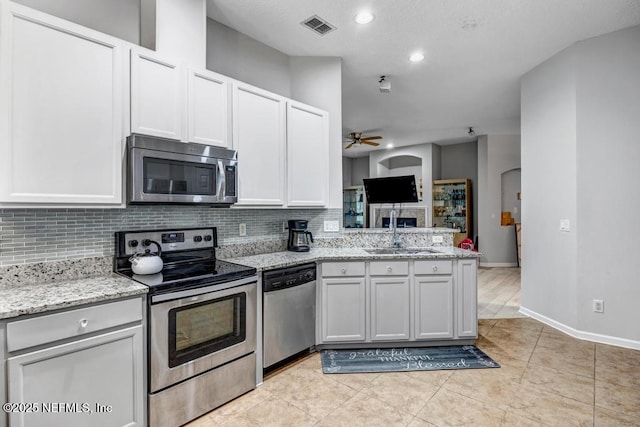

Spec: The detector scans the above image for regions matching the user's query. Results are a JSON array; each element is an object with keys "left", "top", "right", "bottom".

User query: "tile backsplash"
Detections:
[{"left": 0, "top": 207, "right": 341, "bottom": 266}]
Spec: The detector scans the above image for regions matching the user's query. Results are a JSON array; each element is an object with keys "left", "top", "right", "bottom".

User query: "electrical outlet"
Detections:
[
  {"left": 432, "top": 235, "right": 444, "bottom": 243},
  {"left": 239, "top": 223, "right": 246, "bottom": 236},
  {"left": 324, "top": 220, "right": 339, "bottom": 232},
  {"left": 559, "top": 219, "right": 570, "bottom": 232},
  {"left": 593, "top": 299, "right": 604, "bottom": 313}
]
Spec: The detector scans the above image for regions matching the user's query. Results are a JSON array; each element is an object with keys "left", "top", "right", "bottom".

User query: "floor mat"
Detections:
[{"left": 321, "top": 345, "right": 500, "bottom": 373}]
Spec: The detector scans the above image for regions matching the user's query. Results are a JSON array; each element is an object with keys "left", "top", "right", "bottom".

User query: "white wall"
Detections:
[
  {"left": 342, "top": 158, "right": 352, "bottom": 188},
  {"left": 206, "top": 18, "right": 291, "bottom": 97},
  {"left": 440, "top": 141, "right": 478, "bottom": 237},
  {"left": 477, "top": 135, "right": 521, "bottom": 266},
  {"left": 152, "top": 0, "right": 206, "bottom": 68},
  {"left": 575, "top": 26, "right": 640, "bottom": 341},
  {"left": 14, "top": 0, "right": 140, "bottom": 43},
  {"left": 289, "top": 57, "right": 343, "bottom": 209},
  {"left": 521, "top": 25, "right": 640, "bottom": 345},
  {"left": 501, "top": 169, "right": 521, "bottom": 223},
  {"left": 350, "top": 157, "right": 369, "bottom": 187},
  {"left": 368, "top": 144, "right": 435, "bottom": 224}
]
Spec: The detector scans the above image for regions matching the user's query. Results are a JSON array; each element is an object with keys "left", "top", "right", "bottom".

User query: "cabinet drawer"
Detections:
[
  {"left": 370, "top": 261, "right": 409, "bottom": 276},
  {"left": 415, "top": 260, "right": 453, "bottom": 275},
  {"left": 321, "top": 262, "right": 365, "bottom": 277},
  {"left": 7, "top": 298, "right": 143, "bottom": 352}
]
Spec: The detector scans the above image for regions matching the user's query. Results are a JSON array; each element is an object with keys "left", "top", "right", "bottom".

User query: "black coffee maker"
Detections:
[{"left": 287, "top": 219, "right": 314, "bottom": 252}]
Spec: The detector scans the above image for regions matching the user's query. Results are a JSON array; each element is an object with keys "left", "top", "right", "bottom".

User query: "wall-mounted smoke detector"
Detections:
[
  {"left": 379, "top": 75, "right": 391, "bottom": 93},
  {"left": 301, "top": 15, "right": 336, "bottom": 36}
]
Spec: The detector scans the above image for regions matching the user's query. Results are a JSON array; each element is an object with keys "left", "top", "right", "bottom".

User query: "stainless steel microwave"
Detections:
[{"left": 127, "top": 134, "right": 237, "bottom": 205}]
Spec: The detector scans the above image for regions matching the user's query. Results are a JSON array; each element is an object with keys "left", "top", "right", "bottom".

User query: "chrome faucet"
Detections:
[{"left": 390, "top": 208, "right": 403, "bottom": 248}]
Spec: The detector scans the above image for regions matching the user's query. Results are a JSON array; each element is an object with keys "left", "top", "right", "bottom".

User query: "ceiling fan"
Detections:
[{"left": 344, "top": 131, "right": 382, "bottom": 149}]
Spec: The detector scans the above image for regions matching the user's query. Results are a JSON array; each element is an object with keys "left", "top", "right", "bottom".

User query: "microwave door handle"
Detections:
[{"left": 217, "top": 159, "right": 224, "bottom": 199}]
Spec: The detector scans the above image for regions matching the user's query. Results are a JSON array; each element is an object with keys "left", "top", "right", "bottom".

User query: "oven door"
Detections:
[{"left": 149, "top": 276, "right": 257, "bottom": 393}]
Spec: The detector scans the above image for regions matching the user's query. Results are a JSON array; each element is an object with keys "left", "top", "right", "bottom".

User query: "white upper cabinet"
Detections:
[
  {"left": 131, "top": 54, "right": 231, "bottom": 148},
  {"left": 130, "top": 49, "right": 185, "bottom": 141},
  {"left": 187, "top": 68, "right": 231, "bottom": 148},
  {"left": 286, "top": 101, "right": 329, "bottom": 207},
  {"left": 0, "top": 2, "right": 125, "bottom": 205},
  {"left": 232, "top": 82, "right": 286, "bottom": 206}
]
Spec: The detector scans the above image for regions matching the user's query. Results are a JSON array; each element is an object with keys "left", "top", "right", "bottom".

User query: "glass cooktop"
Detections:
[{"left": 118, "top": 259, "right": 257, "bottom": 295}]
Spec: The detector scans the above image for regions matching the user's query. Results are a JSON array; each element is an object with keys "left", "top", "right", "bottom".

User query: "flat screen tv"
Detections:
[{"left": 363, "top": 175, "right": 419, "bottom": 204}]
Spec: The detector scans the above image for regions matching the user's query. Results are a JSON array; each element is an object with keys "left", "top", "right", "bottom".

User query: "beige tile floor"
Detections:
[
  {"left": 186, "top": 268, "right": 640, "bottom": 426},
  {"left": 477, "top": 267, "right": 524, "bottom": 319}
]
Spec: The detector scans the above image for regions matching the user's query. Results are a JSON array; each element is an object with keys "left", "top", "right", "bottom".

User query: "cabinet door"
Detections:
[
  {"left": 131, "top": 49, "right": 184, "bottom": 140},
  {"left": 321, "top": 277, "right": 366, "bottom": 342},
  {"left": 7, "top": 325, "right": 144, "bottom": 427},
  {"left": 456, "top": 259, "right": 478, "bottom": 338},
  {"left": 414, "top": 276, "right": 454, "bottom": 339},
  {"left": 286, "top": 101, "right": 328, "bottom": 207},
  {"left": 232, "top": 82, "right": 286, "bottom": 206},
  {"left": 187, "top": 68, "right": 230, "bottom": 148},
  {"left": 370, "top": 277, "right": 410, "bottom": 341},
  {"left": 0, "top": 3, "right": 124, "bottom": 205}
]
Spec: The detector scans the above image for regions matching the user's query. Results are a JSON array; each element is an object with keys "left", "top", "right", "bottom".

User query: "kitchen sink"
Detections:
[{"left": 364, "top": 248, "right": 442, "bottom": 255}]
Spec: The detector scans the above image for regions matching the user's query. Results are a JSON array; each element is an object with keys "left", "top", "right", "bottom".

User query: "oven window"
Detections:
[
  {"left": 168, "top": 293, "right": 246, "bottom": 368},
  {"left": 143, "top": 157, "right": 217, "bottom": 195}
]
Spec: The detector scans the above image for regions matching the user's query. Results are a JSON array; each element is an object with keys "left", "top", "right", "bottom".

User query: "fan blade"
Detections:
[
  {"left": 362, "top": 141, "right": 380, "bottom": 146},
  {"left": 344, "top": 142, "right": 355, "bottom": 149},
  {"left": 362, "top": 136, "right": 382, "bottom": 140}
]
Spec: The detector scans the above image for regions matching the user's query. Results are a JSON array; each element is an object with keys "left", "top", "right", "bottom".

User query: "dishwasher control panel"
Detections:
[{"left": 263, "top": 263, "right": 316, "bottom": 292}]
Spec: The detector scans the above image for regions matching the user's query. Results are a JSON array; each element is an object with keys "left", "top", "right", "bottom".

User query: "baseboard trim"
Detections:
[
  {"left": 519, "top": 306, "right": 640, "bottom": 350},
  {"left": 479, "top": 262, "right": 518, "bottom": 268}
]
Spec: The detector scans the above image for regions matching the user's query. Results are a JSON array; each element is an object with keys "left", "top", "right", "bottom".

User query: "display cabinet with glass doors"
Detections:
[
  {"left": 432, "top": 179, "right": 472, "bottom": 247},
  {"left": 343, "top": 186, "right": 367, "bottom": 228}
]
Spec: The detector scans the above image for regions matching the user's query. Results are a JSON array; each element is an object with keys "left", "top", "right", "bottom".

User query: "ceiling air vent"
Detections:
[{"left": 301, "top": 15, "right": 336, "bottom": 36}]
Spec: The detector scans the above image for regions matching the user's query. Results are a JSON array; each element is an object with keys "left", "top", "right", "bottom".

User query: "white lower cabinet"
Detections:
[
  {"left": 321, "top": 277, "right": 366, "bottom": 342},
  {"left": 456, "top": 258, "right": 478, "bottom": 338},
  {"left": 319, "top": 258, "right": 477, "bottom": 345},
  {"left": 370, "top": 277, "right": 410, "bottom": 341},
  {"left": 414, "top": 276, "right": 454, "bottom": 339},
  {"left": 4, "top": 298, "right": 145, "bottom": 427}
]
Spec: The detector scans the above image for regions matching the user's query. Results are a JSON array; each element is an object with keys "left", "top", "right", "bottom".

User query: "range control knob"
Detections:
[
  {"left": 204, "top": 235, "right": 212, "bottom": 242},
  {"left": 129, "top": 240, "right": 139, "bottom": 248},
  {"left": 193, "top": 235, "right": 203, "bottom": 243}
]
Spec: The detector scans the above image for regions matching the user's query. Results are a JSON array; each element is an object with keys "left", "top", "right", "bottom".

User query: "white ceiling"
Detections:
[{"left": 207, "top": 0, "right": 640, "bottom": 157}]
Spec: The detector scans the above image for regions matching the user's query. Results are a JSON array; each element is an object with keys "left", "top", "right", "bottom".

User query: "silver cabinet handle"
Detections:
[
  {"left": 433, "top": 265, "right": 438, "bottom": 272},
  {"left": 387, "top": 266, "right": 392, "bottom": 272},
  {"left": 79, "top": 319, "right": 89, "bottom": 328},
  {"left": 341, "top": 268, "right": 347, "bottom": 274}
]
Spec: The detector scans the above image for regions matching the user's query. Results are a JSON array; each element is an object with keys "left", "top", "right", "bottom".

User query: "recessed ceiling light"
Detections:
[
  {"left": 354, "top": 12, "right": 375, "bottom": 25},
  {"left": 409, "top": 52, "right": 425, "bottom": 63},
  {"left": 386, "top": 143, "right": 394, "bottom": 149}
]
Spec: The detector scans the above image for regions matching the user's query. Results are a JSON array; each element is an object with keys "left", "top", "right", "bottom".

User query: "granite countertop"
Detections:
[
  {"left": 0, "top": 241, "right": 477, "bottom": 320},
  {"left": 0, "top": 274, "right": 148, "bottom": 320},
  {"left": 341, "top": 227, "right": 458, "bottom": 234},
  {"left": 225, "top": 247, "right": 481, "bottom": 271}
]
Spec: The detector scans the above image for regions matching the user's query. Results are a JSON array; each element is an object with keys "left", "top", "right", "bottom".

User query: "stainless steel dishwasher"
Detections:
[{"left": 263, "top": 263, "right": 316, "bottom": 370}]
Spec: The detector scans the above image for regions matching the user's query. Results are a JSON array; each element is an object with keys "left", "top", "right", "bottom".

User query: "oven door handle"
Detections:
[{"left": 151, "top": 275, "right": 258, "bottom": 304}]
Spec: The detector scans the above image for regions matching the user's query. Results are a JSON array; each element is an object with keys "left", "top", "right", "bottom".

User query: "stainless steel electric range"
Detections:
[{"left": 114, "top": 227, "right": 257, "bottom": 427}]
